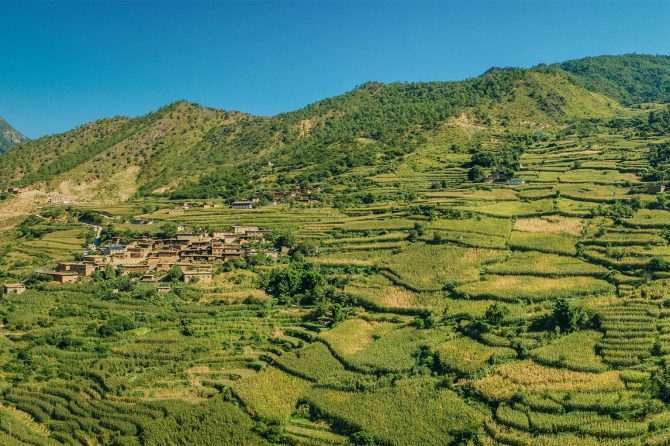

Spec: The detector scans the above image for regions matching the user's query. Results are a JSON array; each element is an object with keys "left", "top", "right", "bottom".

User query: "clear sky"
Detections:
[{"left": 2, "top": 0, "right": 670, "bottom": 138}]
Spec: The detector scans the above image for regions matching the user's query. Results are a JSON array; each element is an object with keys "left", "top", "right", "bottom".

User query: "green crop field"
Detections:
[{"left": 3, "top": 54, "right": 670, "bottom": 445}]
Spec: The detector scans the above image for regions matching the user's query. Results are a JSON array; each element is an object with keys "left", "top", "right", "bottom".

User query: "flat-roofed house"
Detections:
[
  {"left": 118, "top": 264, "right": 151, "bottom": 275},
  {"left": 3, "top": 283, "right": 26, "bottom": 294},
  {"left": 37, "top": 270, "right": 79, "bottom": 283},
  {"left": 648, "top": 184, "right": 666, "bottom": 194},
  {"left": 82, "top": 255, "right": 107, "bottom": 265},
  {"left": 233, "top": 225, "right": 260, "bottom": 235},
  {"left": 231, "top": 201, "right": 254, "bottom": 209},
  {"left": 103, "top": 244, "right": 127, "bottom": 256},
  {"left": 141, "top": 274, "right": 159, "bottom": 283},
  {"left": 183, "top": 270, "right": 212, "bottom": 283},
  {"left": 57, "top": 262, "right": 96, "bottom": 277}
]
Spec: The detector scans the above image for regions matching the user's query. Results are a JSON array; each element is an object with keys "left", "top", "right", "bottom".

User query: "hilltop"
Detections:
[
  {"left": 2, "top": 54, "right": 668, "bottom": 204},
  {"left": 0, "top": 51, "right": 670, "bottom": 207},
  {"left": 0, "top": 116, "right": 28, "bottom": 152}
]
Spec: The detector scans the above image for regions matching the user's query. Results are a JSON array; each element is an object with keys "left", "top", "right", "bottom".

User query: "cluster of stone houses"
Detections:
[
  {"left": 33, "top": 226, "right": 274, "bottom": 285},
  {"left": 231, "top": 186, "right": 323, "bottom": 209}
]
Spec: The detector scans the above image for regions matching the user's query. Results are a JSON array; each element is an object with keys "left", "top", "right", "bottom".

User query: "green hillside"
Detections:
[
  {"left": 1, "top": 56, "right": 654, "bottom": 202},
  {"left": 3, "top": 54, "right": 670, "bottom": 446},
  {"left": 559, "top": 54, "right": 670, "bottom": 105}
]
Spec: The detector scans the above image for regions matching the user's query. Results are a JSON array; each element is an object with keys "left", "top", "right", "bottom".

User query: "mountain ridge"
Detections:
[
  {"left": 0, "top": 54, "right": 668, "bottom": 204},
  {"left": 0, "top": 116, "right": 28, "bottom": 152}
]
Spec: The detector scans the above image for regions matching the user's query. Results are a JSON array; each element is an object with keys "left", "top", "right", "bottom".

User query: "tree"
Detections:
[
  {"left": 551, "top": 298, "right": 599, "bottom": 333},
  {"left": 352, "top": 431, "right": 375, "bottom": 445},
  {"left": 164, "top": 266, "right": 184, "bottom": 282},
  {"left": 159, "top": 222, "right": 178, "bottom": 238},
  {"left": 485, "top": 303, "right": 510, "bottom": 325},
  {"left": 468, "top": 165, "right": 487, "bottom": 182},
  {"left": 652, "top": 365, "right": 670, "bottom": 403},
  {"left": 265, "top": 262, "right": 327, "bottom": 304}
]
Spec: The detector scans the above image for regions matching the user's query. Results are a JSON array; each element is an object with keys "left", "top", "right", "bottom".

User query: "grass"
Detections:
[
  {"left": 485, "top": 252, "right": 608, "bottom": 277},
  {"left": 304, "top": 377, "right": 483, "bottom": 446},
  {"left": 513, "top": 215, "right": 583, "bottom": 235},
  {"left": 456, "top": 275, "right": 614, "bottom": 302},
  {"left": 381, "top": 243, "right": 506, "bottom": 291},
  {"left": 274, "top": 343, "right": 345, "bottom": 381},
  {"left": 345, "top": 274, "right": 439, "bottom": 311},
  {"left": 473, "top": 360, "right": 624, "bottom": 401},
  {"left": 559, "top": 169, "right": 638, "bottom": 184},
  {"left": 530, "top": 330, "right": 608, "bottom": 372},
  {"left": 436, "top": 335, "right": 517, "bottom": 377},
  {"left": 508, "top": 231, "right": 578, "bottom": 255},
  {"left": 625, "top": 209, "right": 670, "bottom": 228},
  {"left": 232, "top": 367, "right": 312, "bottom": 424}
]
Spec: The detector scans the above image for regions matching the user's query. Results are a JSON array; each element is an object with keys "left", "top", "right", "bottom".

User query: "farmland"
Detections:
[{"left": 2, "top": 55, "right": 670, "bottom": 445}]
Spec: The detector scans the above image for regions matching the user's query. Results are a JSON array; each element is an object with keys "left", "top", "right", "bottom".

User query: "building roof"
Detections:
[{"left": 3, "top": 283, "right": 25, "bottom": 288}]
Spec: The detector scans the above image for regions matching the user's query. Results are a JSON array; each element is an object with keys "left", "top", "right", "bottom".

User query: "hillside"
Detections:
[
  {"left": 0, "top": 56, "right": 646, "bottom": 203},
  {"left": 559, "top": 54, "right": 670, "bottom": 105},
  {"left": 0, "top": 116, "right": 28, "bottom": 152},
  {"left": 2, "top": 54, "right": 670, "bottom": 446}
]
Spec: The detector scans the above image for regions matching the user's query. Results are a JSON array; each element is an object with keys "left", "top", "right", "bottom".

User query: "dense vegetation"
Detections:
[
  {"left": 560, "top": 54, "right": 670, "bottom": 105},
  {"left": 2, "top": 54, "right": 670, "bottom": 445}
]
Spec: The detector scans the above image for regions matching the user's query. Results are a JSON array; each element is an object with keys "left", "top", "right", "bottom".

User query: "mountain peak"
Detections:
[{"left": 0, "top": 116, "right": 28, "bottom": 152}]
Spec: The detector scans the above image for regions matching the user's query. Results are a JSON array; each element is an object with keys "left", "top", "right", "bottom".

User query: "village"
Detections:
[{"left": 2, "top": 225, "right": 277, "bottom": 295}]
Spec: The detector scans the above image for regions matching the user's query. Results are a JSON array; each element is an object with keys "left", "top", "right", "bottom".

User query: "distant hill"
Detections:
[
  {"left": 0, "top": 117, "right": 28, "bottom": 152},
  {"left": 559, "top": 54, "right": 670, "bottom": 105},
  {"left": 0, "top": 54, "right": 667, "bottom": 202}
]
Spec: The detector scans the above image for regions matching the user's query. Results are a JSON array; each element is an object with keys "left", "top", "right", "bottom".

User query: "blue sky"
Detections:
[{"left": 2, "top": 1, "right": 670, "bottom": 138}]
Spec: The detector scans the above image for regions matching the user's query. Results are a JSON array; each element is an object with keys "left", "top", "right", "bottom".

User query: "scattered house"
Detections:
[
  {"left": 157, "top": 285, "right": 171, "bottom": 294},
  {"left": 3, "top": 283, "right": 26, "bottom": 294},
  {"left": 8, "top": 187, "right": 22, "bottom": 195},
  {"left": 202, "top": 203, "right": 217, "bottom": 209},
  {"left": 103, "top": 244, "right": 127, "bottom": 256},
  {"left": 118, "top": 264, "right": 151, "bottom": 275},
  {"left": 131, "top": 218, "right": 154, "bottom": 225},
  {"left": 231, "top": 200, "right": 254, "bottom": 209},
  {"left": 176, "top": 233, "right": 209, "bottom": 242},
  {"left": 648, "top": 184, "right": 666, "bottom": 195},
  {"left": 506, "top": 180, "right": 526, "bottom": 186},
  {"left": 57, "top": 262, "right": 96, "bottom": 277},
  {"left": 183, "top": 269, "right": 212, "bottom": 283},
  {"left": 37, "top": 270, "right": 79, "bottom": 283},
  {"left": 141, "top": 274, "right": 159, "bottom": 283},
  {"left": 233, "top": 226, "right": 260, "bottom": 235},
  {"left": 82, "top": 255, "right": 106, "bottom": 264}
]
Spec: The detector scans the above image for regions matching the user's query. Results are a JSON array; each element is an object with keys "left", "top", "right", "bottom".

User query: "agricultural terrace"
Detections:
[{"left": 2, "top": 117, "right": 670, "bottom": 445}]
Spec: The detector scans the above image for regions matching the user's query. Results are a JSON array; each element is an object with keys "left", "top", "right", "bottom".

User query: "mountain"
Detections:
[
  {"left": 558, "top": 54, "right": 670, "bottom": 105},
  {"left": 0, "top": 54, "right": 667, "bottom": 202},
  {"left": 0, "top": 116, "right": 28, "bottom": 152}
]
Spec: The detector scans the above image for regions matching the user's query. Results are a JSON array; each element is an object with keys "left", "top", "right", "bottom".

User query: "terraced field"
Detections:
[{"left": 2, "top": 93, "right": 670, "bottom": 445}]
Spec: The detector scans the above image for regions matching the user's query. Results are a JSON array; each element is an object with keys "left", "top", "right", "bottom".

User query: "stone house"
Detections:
[{"left": 3, "top": 283, "right": 26, "bottom": 294}]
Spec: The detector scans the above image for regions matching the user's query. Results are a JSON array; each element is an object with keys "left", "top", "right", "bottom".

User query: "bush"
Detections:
[{"left": 98, "top": 316, "right": 136, "bottom": 337}]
